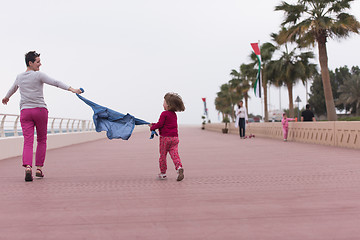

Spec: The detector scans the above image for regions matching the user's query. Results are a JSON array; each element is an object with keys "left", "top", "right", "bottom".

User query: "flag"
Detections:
[
  {"left": 251, "top": 43, "right": 262, "bottom": 98},
  {"left": 202, "top": 98, "right": 208, "bottom": 117}
]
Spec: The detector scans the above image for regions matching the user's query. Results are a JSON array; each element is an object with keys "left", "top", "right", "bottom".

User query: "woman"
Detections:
[{"left": 2, "top": 51, "right": 82, "bottom": 181}]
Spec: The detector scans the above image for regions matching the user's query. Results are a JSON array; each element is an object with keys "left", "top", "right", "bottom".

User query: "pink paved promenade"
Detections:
[{"left": 1, "top": 127, "right": 360, "bottom": 240}]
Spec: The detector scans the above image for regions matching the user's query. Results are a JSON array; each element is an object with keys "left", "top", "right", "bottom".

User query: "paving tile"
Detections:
[{"left": 0, "top": 127, "right": 360, "bottom": 240}]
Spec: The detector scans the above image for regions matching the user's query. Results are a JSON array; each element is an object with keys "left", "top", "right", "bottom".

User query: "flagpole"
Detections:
[
  {"left": 251, "top": 40, "right": 263, "bottom": 122},
  {"left": 258, "top": 40, "right": 264, "bottom": 122},
  {"left": 279, "top": 87, "right": 282, "bottom": 111}
]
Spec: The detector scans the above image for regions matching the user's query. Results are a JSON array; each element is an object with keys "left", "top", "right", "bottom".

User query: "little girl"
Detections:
[
  {"left": 149, "top": 93, "right": 185, "bottom": 181},
  {"left": 281, "top": 113, "right": 295, "bottom": 141}
]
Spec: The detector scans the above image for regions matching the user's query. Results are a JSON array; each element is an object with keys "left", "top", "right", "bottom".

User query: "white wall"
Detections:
[
  {"left": 0, "top": 131, "right": 107, "bottom": 160},
  {"left": 205, "top": 122, "right": 360, "bottom": 150},
  {"left": 0, "top": 126, "right": 150, "bottom": 160}
]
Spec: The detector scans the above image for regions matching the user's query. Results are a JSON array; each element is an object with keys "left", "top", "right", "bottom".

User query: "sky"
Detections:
[{"left": 1, "top": 0, "right": 360, "bottom": 124}]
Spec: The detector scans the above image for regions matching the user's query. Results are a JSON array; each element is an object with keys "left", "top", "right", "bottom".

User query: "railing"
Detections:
[
  {"left": 0, "top": 113, "right": 95, "bottom": 138},
  {"left": 204, "top": 122, "right": 360, "bottom": 150}
]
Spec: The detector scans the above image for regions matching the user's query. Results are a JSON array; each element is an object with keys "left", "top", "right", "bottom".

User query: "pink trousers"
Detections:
[
  {"left": 159, "top": 136, "right": 182, "bottom": 174},
  {"left": 20, "top": 108, "right": 48, "bottom": 167},
  {"left": 282, "top": 127, "right": 288, "bottom": 140}
]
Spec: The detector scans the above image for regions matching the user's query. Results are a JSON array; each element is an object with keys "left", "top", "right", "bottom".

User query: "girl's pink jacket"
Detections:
[{"left": 282, "top": 117, "right": 294, "bottom": 128}]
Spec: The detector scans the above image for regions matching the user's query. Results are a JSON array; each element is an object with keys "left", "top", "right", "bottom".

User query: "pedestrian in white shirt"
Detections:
[{"left": 234, "top": 100, "right": 248, "bottom": 139}]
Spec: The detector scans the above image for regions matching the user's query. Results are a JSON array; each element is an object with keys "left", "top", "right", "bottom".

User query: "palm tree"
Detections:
[
  {"left": 215, "top": 83, "right": 242, "bottom": 122},
  {"left": 229, "top": 68, "right": 251, "bottom": 113},
  {"left": 275, "top": 0, "right": 360, "bottom": 121},
  {"left": 240, "top": 63, "right": 255, "bottom": 112},
  {"left": 270, "top": 45, "right": 317, "bottom": 118},
  {"left": 337, "top": 74, "right": 360, "bottom": 116},
  {"left": 248, "top": 42, "right": 277, "bottom": 121}
]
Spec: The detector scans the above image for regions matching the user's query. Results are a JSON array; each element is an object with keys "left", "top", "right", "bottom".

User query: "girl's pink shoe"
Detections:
[
  {"left": 177, "top": 168, "right": 184, "bottom": 181},
  {"left": 158, "top": 173, "right": 167, "bottom": 180}
]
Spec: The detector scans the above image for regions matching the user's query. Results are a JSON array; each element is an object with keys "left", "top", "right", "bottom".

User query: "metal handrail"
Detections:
[{"left": 0, "top": 113, "right": 95, "bottom": 138}]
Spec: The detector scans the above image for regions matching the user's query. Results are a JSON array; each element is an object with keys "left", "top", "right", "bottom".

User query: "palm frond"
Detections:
[
  {"left": 328, "top": 0, "right": 352, "bottom": 13},
  {"left": 276, "top": 0, "right": 360, "bottom": 45}
]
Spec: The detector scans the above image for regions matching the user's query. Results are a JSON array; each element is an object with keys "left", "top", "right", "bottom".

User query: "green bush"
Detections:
[
  {"left": 338, "top": 116, "right": 360, "bottom": 121},
  {"left": 222, "top": 116, "right": 230, "bottom": 123}
]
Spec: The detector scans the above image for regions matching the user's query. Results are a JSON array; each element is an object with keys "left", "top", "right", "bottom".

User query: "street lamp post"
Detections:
[{"left": 295, "top": 96, "right": 302, "bottom": 121}]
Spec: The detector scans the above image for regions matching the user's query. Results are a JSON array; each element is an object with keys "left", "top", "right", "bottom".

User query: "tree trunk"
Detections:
[
  {"left": 287, "top": 83, "right": 294, "bottom": 118},
  {"left": 230, "top": 103, "right": 235, "bottom": 122},
  {"left": 244, "top": 92, "right": 249, "bottom": 115},
  {"left": 262, "top": 80, "right": 268, "bottom": 122},
  {"left": 317, "top": 38, "right": 337, "bottom": 121}
]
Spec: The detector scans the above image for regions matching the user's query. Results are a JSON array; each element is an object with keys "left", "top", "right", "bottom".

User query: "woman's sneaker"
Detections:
[
  {"left": 158, "top": 173, "right": 167, "bottom": 180},
  {"left": 177, "top": 168, "right": 184, "bottom": 181}
]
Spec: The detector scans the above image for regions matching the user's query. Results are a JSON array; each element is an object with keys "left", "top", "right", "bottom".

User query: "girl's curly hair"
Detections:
[{"left": 164, "top": 92, "right": 185, "bottom": 112}]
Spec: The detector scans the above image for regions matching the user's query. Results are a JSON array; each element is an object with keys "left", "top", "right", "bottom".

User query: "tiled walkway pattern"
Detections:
[{"left": 1, "top": 127, "right": 360, "bottom": 239}]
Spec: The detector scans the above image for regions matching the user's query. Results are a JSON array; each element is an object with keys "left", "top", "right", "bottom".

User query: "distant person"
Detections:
[
  {"left": 234, "top": 100, "right": 248, "bottom": 139},
  {"left": 281, "top": 113, "right": 295, "bottom": 141},
  {"left": 2, "top": 51, "right": 82, "bottom": 182},
  {"left": 149, "top": 92, "right": 185, "bottom": 181},
  {"left": 301, "top": 104, "right": 316, "bottom": 122}
]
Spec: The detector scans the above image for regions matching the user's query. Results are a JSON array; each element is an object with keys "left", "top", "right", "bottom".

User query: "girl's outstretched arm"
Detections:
[{"left": 150, "top": 112, "right": 166, "bottom": 131}]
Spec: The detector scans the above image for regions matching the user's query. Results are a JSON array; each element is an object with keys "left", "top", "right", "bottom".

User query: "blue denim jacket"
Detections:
[{"left": 77, "top": 94, "right": 156, "bottom": 140}]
